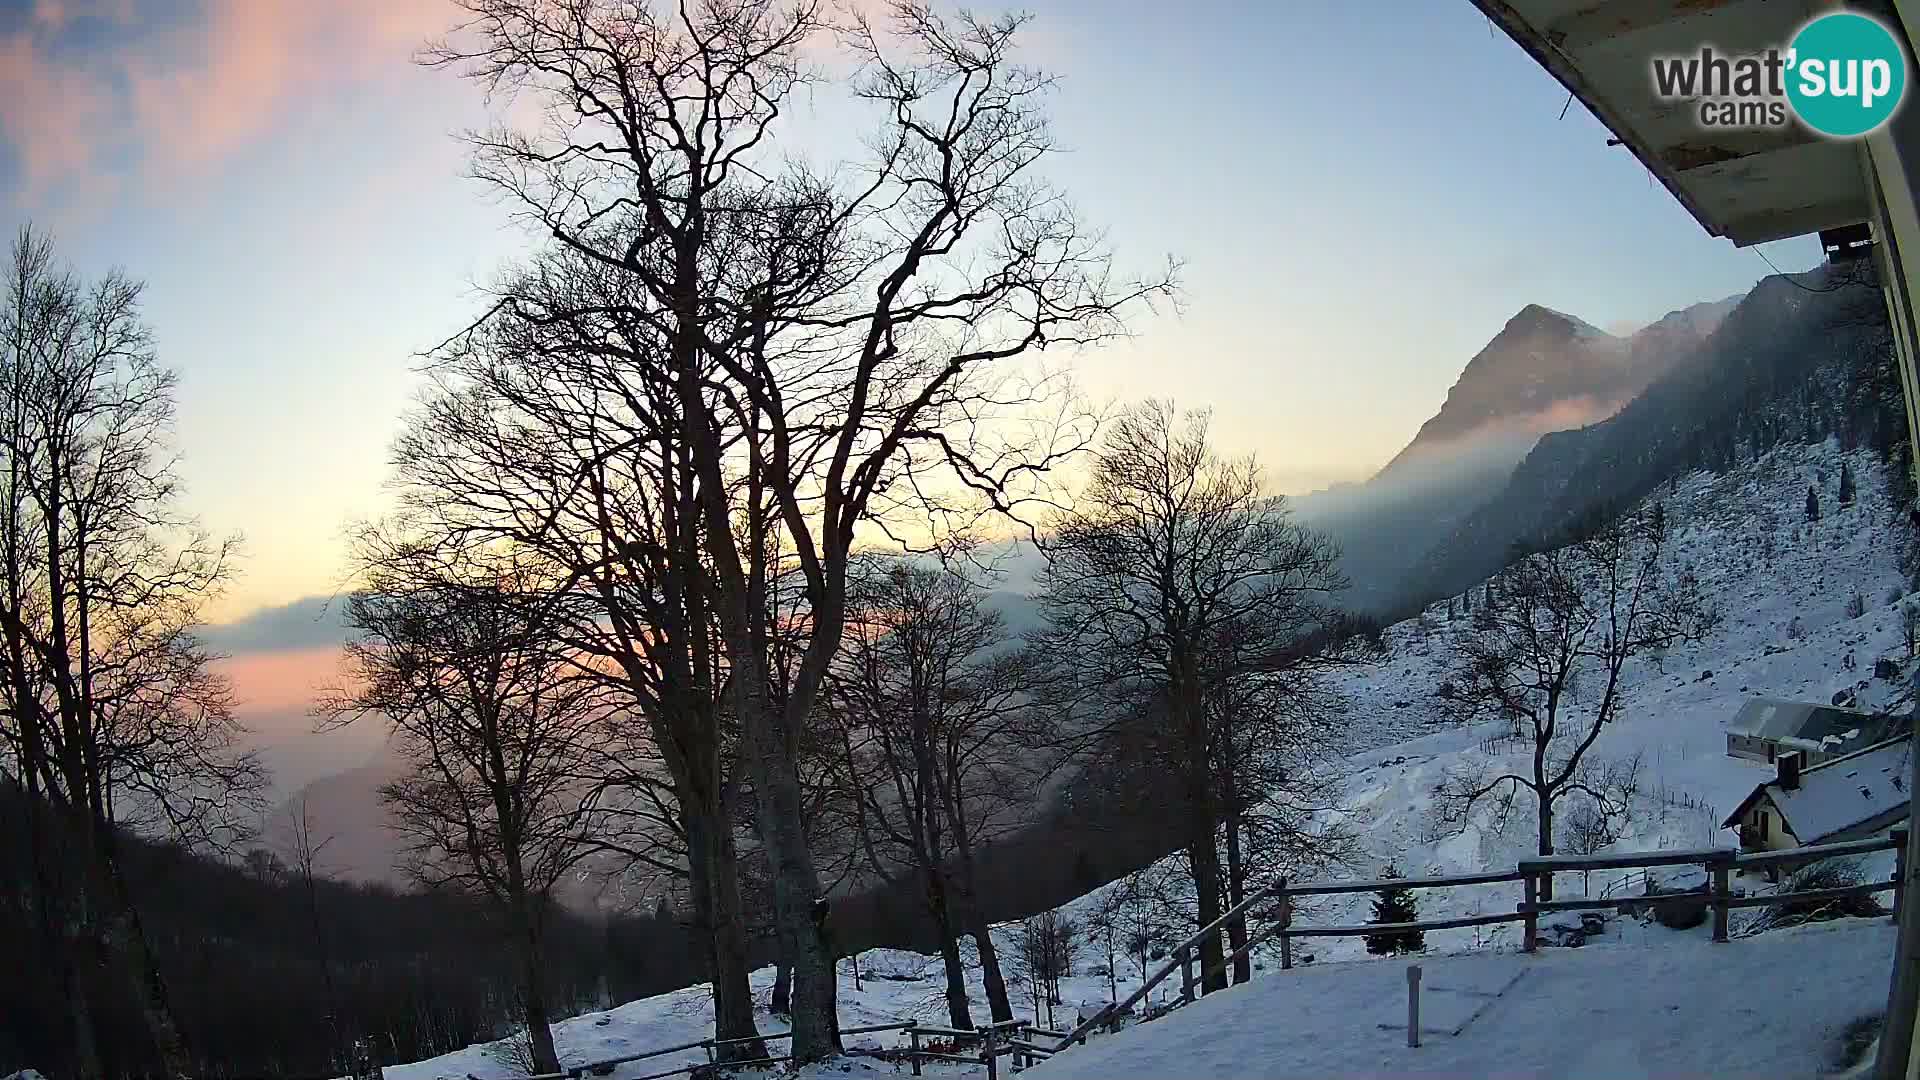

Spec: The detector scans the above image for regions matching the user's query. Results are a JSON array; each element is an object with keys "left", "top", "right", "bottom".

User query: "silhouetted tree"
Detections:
[
  {"left": 0, "top": 224, "right": 260, "bottom": 1080},
  {"left": 421, "top": 1, "right": 1170, "bottom": 1059},
  {"left": 1808, "top": 484, "right": 1823, "bottom": 522},
  {"left": 1038, "top": 400, "right": 1353, "bottom": 996},
  {"left": 827, "top": 560, "right": 1042, "bottom": 1027},
  {"left": 324, "top": 549, "right": 606, "bottom": 1076},
  {"left": 1439, "top": 507, "right": 1713, "bottom": 901}
]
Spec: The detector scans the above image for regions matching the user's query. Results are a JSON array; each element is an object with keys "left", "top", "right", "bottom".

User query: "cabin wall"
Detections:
[{"left": 1739, "top": 796, "right": 1800, "bottom": 853}]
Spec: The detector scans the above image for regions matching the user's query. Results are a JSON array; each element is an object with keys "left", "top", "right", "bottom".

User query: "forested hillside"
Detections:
[{"left": 0, "top": 788, "right": 692, "bottom": 1079}]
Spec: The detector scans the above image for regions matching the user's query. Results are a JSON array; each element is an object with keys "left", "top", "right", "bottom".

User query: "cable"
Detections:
[{"left": 1753, "top": 243, "right": 1868, "bottom": 294}]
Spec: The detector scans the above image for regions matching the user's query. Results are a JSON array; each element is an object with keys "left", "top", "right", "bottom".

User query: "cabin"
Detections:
[
  {"left": 1724, "top": 698, "right": 1908, "bottom": 768},
  {"left": 1722, "top": 738, "right": 1913, "bottom": 861}
]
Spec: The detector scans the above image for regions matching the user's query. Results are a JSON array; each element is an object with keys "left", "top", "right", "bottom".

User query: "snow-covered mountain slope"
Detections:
[{"left": 1297, "top": 439, "right": 1911, "bottom": 954}]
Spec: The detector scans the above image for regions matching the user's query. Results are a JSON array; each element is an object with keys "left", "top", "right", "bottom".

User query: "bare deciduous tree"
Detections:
[
  {"left": 828, "top": 558, "right": 1039, "bottom": 1026},
  {"left": 1037, "top": 400, "right": 1352, "bottom": 996},
  {"left": 0, "top": 224, "right": 259, "bottom": 1080},
  {"left": 1439, "top": 510, "right": 1713, "bottom": 900},
  {"left": 286, "top": 796, "right": 345, "bottom": 1071},
  {"left": 324, "top": 548, "right": 604, "bottom": 1076},
  {"left": 1011, "top": 908, "right": 1078, "bottom": 1029},
  {"left": 420, "top": 0, "right": 1170, "bottom": 1059},
  {"left": 392, "top": 233, "right": 773, "bottom": 1059}
]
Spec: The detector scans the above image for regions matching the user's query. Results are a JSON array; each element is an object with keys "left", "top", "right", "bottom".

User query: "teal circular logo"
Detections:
[{"left": 1786, "top": 12, "right": 1907, "bottom": 138}]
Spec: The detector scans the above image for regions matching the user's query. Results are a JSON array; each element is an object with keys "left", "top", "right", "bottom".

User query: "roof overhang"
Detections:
[{"left": 1470, "top": 0, "right": 1898, "bottom": 246}]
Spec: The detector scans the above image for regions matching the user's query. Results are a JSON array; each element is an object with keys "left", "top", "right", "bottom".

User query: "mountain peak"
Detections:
[
  {"left": 1508, "top": 303, "right": 1612, "bottom": 341},
  {"left": 1376, "top": 302, "right": 1638, "bottom": 478}
]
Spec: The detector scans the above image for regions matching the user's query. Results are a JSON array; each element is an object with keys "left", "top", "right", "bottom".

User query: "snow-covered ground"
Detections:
[
  {"left": 1028, "top": 918, "right": 1895, "bottom": 1080},
  {"left": 391, "top": 438, "right": 1914, "bottom": 1079}
]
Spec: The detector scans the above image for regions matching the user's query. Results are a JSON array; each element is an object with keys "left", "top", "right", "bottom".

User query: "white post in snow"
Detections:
[{"left": 1406, "top": 965, "right": 1422, "bottom": 1049}]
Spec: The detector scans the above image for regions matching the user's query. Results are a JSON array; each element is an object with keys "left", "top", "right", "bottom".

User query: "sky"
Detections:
[{"left": 0, "top": 0, "right": 1823, "bottom": 747}]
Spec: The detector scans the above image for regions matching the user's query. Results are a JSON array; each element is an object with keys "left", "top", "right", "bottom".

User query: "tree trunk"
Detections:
[
  {"left": 1186, "top": 835, "right": 1227, "bottom": 995},
  {"left": 741, "top": 701, "right": 839, "bottom": 1062},
  {"left": 514, "top": 915, "right": 562, "bottom": 1076},
  {"left": 1178, "top": 673, "right": 1227, "bottom": 995},
  {"left": 704, "top": 814, "right": 767, "bottom": 1062},
  {"left": 1536, "top": 791, "right": 1556, "bottom": 904},
  {"left": 927, "top": 871, "right": 974, "bottom": 1029},
  {"left": 1223, "top": 811, "right": 1250, "bottom": 985},
  {"left": 948, "top": 821, "right": 1011, "bottom": 1022},
  {"left": 772, "top": 963, "right": 792, "bottom": 1015}
]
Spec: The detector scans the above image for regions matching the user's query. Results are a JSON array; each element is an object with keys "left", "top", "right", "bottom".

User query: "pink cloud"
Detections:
[
  {"left": 218, "top": 644, "right": 343, "bottom": 714},
  {"left": 0, "top": 0, "right": 456, "bottom": 201}
]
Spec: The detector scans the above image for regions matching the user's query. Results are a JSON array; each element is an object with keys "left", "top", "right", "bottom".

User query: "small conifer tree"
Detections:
[
  {"left": 1839, "top": 461, "right": 1856, "bottom": 507},
  {"left": 1807, "top": 484, "right": 1821, "bottom": 523},
  {"left": 1364, "top": 864, "right": 1425, "bottom": 956}
]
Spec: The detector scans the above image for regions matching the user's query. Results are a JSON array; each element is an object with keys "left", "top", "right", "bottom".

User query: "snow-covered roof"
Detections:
[
  {"left": 1725, "top": 697, "right": 1903, "bottom": 750},
  {"left": 1723, "top": 737, "right": 1913, "bottom": 844}
]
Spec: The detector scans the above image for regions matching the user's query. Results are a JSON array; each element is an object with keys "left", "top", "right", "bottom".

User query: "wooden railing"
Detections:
[
  {"left": 1516, "top": 828, "right": 1907, "bottom": 947},
  {"left": 470, "top": 1015, "right": 1064, "bottom": 1080},
  {"left": 1048, "top": 827, "right": 1910, "bottom": 1054},
  {"left": 430, "top": 829, "right": 1910, "bottom": 1078}
]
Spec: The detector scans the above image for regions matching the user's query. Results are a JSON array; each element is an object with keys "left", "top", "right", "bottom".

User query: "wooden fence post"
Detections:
[
  {"left": 982, "top": 1026, "right": 998, "bottom": 1080},
  {"left": 1278, "top": 878, "right": 1293, "bottom": 971},
  {"left": 1711, "top": 857, "right": 1731, "bottom": 943},
  {"left": 1521, "top": 872, "right": 1538, "bottom": 953},
  {"left": 1895, "top": 827, "right": 1909, "bottom": 922},
  {"left": 909, "top": 1027, "right": 922, "bottom": 1077},
  {"left": 1179, "top": 944, "right": 1195, "bottom": 1003},
  {"left": 1406, "top": 964, "right": 1422, "bottom": 1049}
]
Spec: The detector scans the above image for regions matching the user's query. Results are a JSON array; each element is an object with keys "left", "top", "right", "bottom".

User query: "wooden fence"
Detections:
[
  {"left": 1051, "top": 827, "right": 1908, "bottom": 1052},
  {"left": 431, "top": 829, "right": 1908, "bottom": 1079},
  {"left": 464, "top": 1015, "right": 1063, "bottom": 1080}
]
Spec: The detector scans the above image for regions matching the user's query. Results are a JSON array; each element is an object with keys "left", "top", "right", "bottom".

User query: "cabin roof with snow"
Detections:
[
  {"left": 1727, "top": 697, "right": 1905, "bottom": 754},
  {"left": 1721, "top": 737, "right": 1914, "bottom": 843},
  {"left": 1469, "top": 0, "right": 1878, "bottom": 246}
]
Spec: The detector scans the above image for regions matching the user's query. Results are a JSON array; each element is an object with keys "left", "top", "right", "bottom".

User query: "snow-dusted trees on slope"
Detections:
[
  {"left": 1037, "top": 400, "right": 1354, "bottom": 996},
  {"left": 0, "top": 226, "right": 260, "bottom": 1080},
  {"left": 1440, "top": 506, "right": 1715, "bottom": 899},
  {"left": 325, "top": 550, "right": 604, "bottom": 1076}
]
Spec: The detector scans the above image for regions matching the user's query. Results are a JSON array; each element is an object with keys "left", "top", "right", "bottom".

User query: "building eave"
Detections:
[{"left": 1469, "top": 0, "right": 1885, "bottom": 246}]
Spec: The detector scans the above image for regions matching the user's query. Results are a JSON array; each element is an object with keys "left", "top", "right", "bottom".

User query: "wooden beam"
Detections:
[
  {"left": 1281, "top": 911, "right": 1527, "bottom": 938},
  {"left": 1725, "top": 198, "right": 1874, "bottom": 245},
  {"left": 1289, "top": 869, "right": 1524, "bottom": 896},
  {"left": 1735, "top": 834, "right": 1903, "bottom": 868},
  {"left": 1659, "top": 127, "right": 1826, "bottom": 172},
  {"left": 1519, "top": 846, "right": 1735, "bottom": 872},
  {"left": 1469, "top": 0, "right": 1728, "bottom": 236}
]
